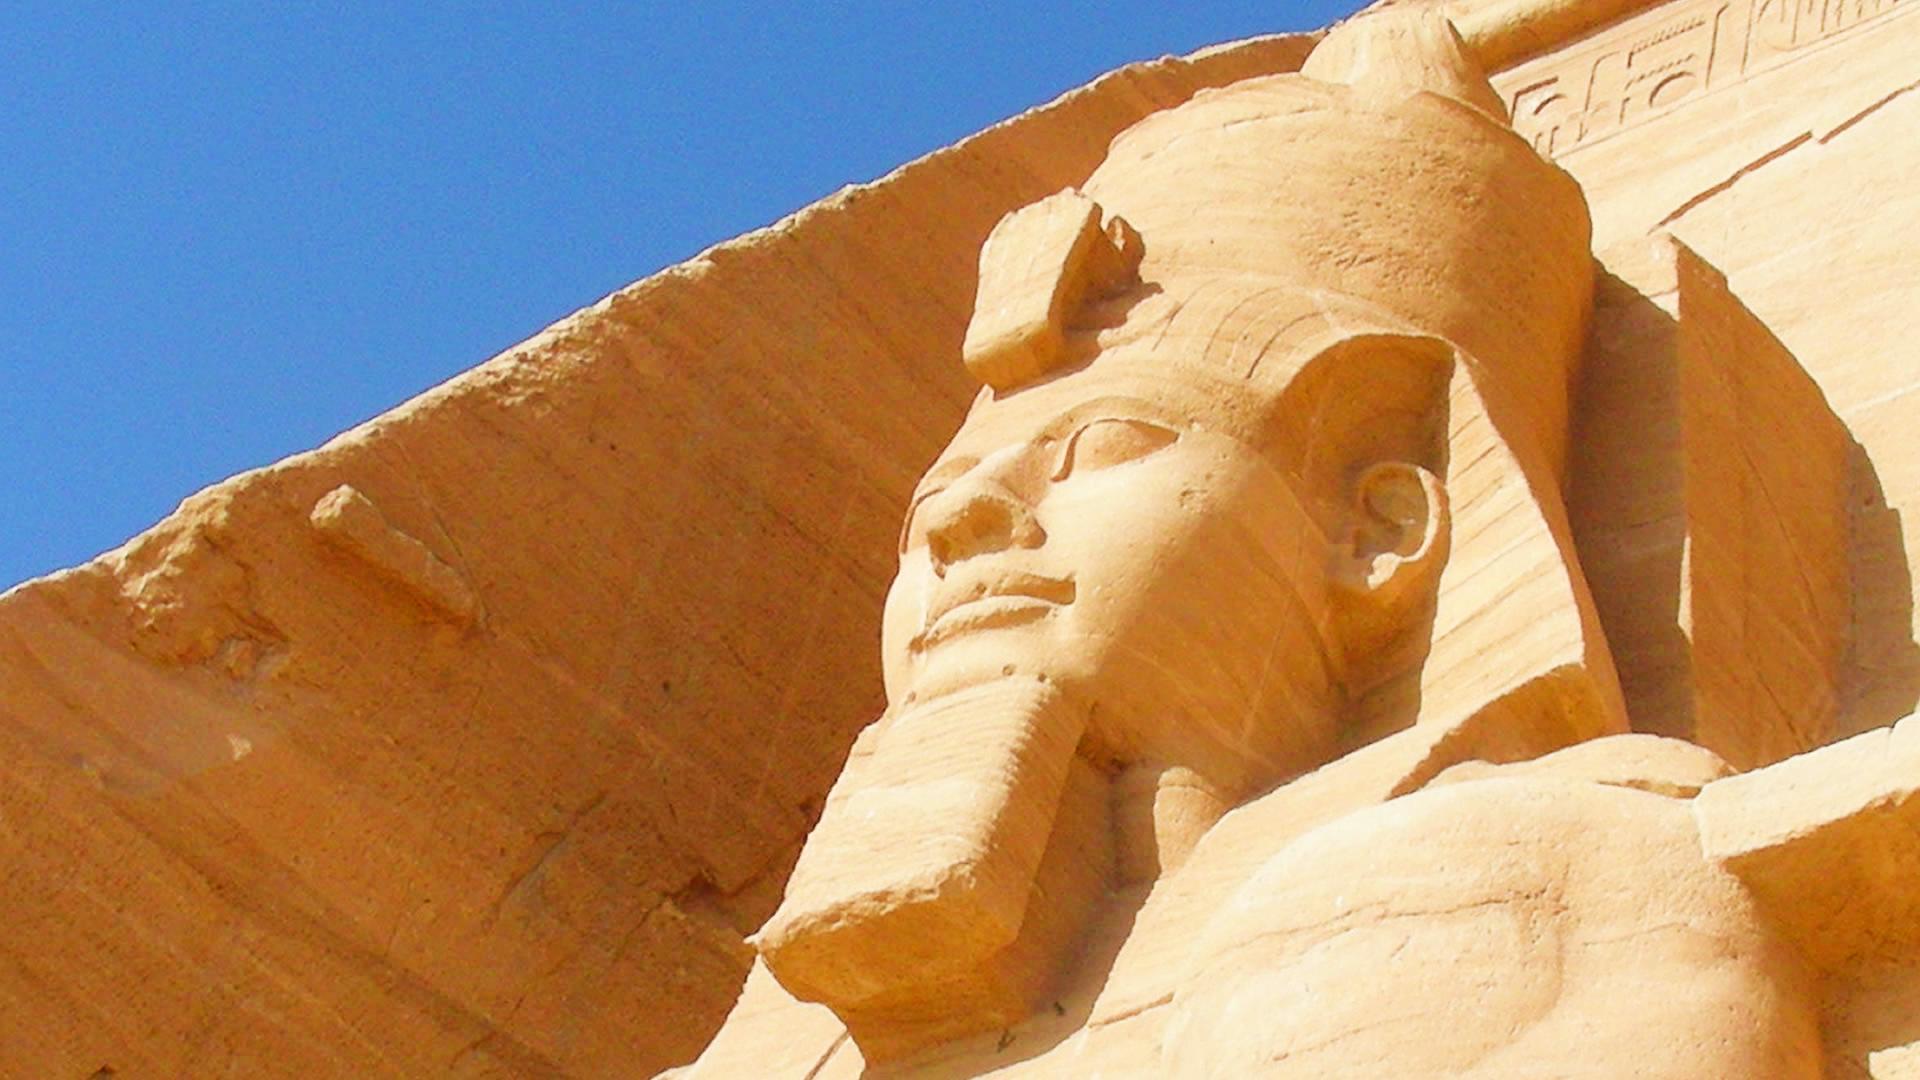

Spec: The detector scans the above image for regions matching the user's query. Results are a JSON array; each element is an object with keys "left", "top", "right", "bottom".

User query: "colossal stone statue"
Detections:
[
  {"left": 680, "top": 7, "right": 1909, "bottom": 1077},
  {"left": 4, "top": 0, "right": 1920, "bottom": 1073}
]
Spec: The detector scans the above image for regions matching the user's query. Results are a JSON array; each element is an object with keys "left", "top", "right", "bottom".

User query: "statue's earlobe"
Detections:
[{"left": 1332, "top": 461, "right": 1450, "bottom": 675}]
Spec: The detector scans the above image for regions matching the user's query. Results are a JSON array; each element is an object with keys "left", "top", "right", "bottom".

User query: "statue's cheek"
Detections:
[{"left": 879, "top": 563, "right": 933, "bottom": 699}]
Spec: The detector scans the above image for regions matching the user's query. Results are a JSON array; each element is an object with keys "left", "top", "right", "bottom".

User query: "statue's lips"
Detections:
[{"left": 914, "top": 571, "right": 1075, "bottom": 651}]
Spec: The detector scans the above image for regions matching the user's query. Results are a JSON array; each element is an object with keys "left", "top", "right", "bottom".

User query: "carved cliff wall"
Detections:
[
  {"left": 0, "top": 34, "right": 1319, "bottom": 1079},
  {"left": 1495, "top": 0, "right": 1920, "bottom": 747},
  {"left": 1, "top": 1, "right": 1916, "bottom": 1074}
]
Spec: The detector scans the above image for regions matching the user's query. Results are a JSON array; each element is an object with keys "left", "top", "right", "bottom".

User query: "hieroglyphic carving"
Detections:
[
  {"left": 1497, "top": 0, "right": 1911, "bottom": 154},
  {"left": 1750, "top": 0, "right": 1905, "bottom": 54}
]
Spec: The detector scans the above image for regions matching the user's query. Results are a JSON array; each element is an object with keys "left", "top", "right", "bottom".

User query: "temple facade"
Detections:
[{"left": 1, "top": 0, "right": 1918, "bottom": 1075}]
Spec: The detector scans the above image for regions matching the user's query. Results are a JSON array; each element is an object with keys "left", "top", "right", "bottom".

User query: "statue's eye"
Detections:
[{"left": 1054, "top": 418, "right": 1178, "bottom": 479}]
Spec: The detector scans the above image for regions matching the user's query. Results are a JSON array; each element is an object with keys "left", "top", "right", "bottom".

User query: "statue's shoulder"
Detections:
[
  {"left": 1149, "top": 733, "right": 1823, "bottom": 1077},
  {"left": 1186, "top": 733, "right": 1734, "bottom": 910},
  {"left": 1163, "top": 731, "right": 1727, "bottom": 903},
  {"left": 1081, "top": 731, "right": 1719, "bottom": 1025},
  {"left": 1424, "top": 731, "right": 1733, "bottom": 797}
]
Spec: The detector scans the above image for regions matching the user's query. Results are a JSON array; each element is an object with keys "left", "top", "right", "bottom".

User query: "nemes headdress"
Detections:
[{"left": 960, "top": 8, "right": 1628, "bottom": 750}]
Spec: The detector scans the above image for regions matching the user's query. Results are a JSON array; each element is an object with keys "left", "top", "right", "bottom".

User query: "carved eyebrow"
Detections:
[
  {"left": 908, "top": 395, "right": 1177, "bottom": 501},
  {"left": 1041, "top": 394, "right": 1183, "bottom": 439},
  {"left": 909, "top": 456, "right": 978, "bottom": 501}
]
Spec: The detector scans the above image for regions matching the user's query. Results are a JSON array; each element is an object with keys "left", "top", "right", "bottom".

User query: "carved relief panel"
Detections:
[{"left": 1496, "top": 0, "right": 1912, "bottom": 154}]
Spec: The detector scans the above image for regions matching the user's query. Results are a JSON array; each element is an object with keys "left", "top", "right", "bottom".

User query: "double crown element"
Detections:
[{"left": 962, "top": 9, "right": 1592, "bottom": 473}]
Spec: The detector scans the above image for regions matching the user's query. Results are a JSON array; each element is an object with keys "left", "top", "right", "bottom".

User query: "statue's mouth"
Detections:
[{"left": 914, "top": 571, "right": 1075, "bottom": 651}]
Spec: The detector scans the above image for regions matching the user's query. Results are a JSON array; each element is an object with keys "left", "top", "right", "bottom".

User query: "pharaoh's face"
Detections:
[{"left": 880, "top": 369, "right": 1346, "bottom": 790}]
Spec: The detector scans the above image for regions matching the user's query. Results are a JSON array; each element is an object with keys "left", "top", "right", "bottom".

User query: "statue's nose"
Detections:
[{"left": 922, "top": 478, "right": 1045, "bottom": 576}]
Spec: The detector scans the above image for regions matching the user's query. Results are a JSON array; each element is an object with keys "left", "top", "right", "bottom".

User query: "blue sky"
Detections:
[{"left": 0, "top": 3, "right": 1357, "bottom": 589}]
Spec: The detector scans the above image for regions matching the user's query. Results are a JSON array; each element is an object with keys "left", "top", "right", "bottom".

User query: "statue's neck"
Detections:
[{"left": 1110, "top": 760, "right": 1231, "bottom": 884}]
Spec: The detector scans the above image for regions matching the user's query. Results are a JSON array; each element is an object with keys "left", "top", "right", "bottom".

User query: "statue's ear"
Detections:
[
  {"left": 1332, "top": 460, "right": 1450, "bottom": 676},
  {"left": 1333, "top": 461, "right": 1449, "bottom": 604},
  {"left": 1257, "top": 327, "right": 1454, "bottom": 680}
]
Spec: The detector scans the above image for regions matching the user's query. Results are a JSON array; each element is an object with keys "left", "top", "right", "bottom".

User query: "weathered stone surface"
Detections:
[
  {"left": 1510, "top": 0, "right": 1920, "bottom": 757},
  {"left": 0, "top": 31, "right": 1321, "bottom": 1079},
  {"left": 686, "top": 7, "right": 1867, "bottom": 1075},
  {"left": 1567, "top": 235, "right": 1854, "bottom": 768},
  {"left": 1697, "top": 712, "right": 1920, "bottom": 971},
  {"left": 8, "top": 0, "right": 1920, "bottom": 1075}
]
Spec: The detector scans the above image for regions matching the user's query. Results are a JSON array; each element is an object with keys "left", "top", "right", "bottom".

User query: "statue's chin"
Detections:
[
  {"left": 757, "top": 675, "right": 1099, "bottom": 1054},
  {"left": 897, "top": 621, "right": 1085, "bottom": 708}
]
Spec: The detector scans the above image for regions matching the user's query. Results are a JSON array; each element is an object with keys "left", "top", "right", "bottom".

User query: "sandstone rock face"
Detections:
[
  {"left": 692, "top": 5, "right": 1920, "bottom": 1076},
  {"left": 0, "top": 31, "right": 1319, "bottom": 1079},
  {"left": 4, "top": 0, "right": 1920, "bottom": 1076}
]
